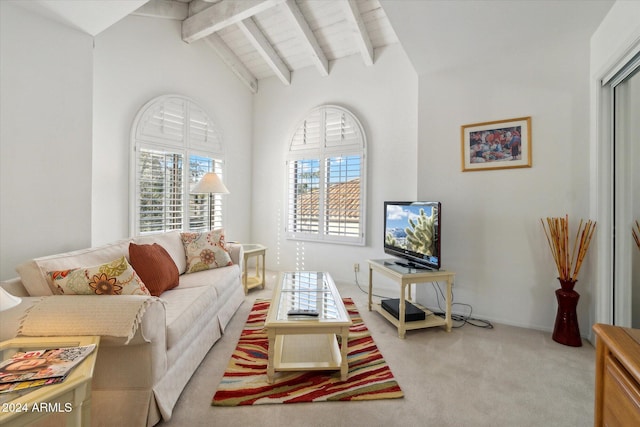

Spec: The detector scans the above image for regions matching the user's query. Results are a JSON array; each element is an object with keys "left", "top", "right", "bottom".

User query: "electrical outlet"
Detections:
[{"left": 354, "top": 263, "right": 360, "bottom": 272}]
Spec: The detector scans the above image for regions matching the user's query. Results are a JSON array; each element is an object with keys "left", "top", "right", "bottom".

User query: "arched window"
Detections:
[
  {"left": 286, "top": 105, "right": 366, "bottom": 245},
  {"left": 130, "top": 95, "right": 225, "bottom": 235}
]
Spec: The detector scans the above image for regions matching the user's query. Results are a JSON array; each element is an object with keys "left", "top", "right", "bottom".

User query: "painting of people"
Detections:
[{"left": 461, "top": 117, "right": 531, "bottom": 171}]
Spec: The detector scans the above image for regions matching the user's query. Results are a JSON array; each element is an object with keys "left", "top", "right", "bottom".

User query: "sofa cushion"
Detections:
[
  {"left": 180, "top": 229, "right": 232, "bottom": 274},
  {"left": 48, "top": 256, "right": 151, "bottom": 296},
  {"left": 16, "top": 240, "right": 130, "bottom": 296},
  {"left": 128, "top": 243, "right": 179, "bottom": 297},
  {"left": 177, "top": 263, "right": 240, "bottom": 294},
  {"left": 159, "top": 285, "right": 218, "bottom": 350},
  {"left": 131, "top": 231, "right": 187, "bottom": 275}
]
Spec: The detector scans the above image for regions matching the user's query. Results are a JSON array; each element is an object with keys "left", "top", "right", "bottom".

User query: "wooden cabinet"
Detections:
[{"left": 593, "top": 324, "right": 640, "bottom": 426}]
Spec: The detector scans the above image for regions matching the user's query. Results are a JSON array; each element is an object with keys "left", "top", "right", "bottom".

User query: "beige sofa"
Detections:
[{"left": 0, "top": 230, "right": 245, "bottom": 426}]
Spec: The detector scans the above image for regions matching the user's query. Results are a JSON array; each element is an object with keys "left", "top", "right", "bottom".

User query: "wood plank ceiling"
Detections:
[{"left": 133, "top": 0, "right": 399, "bottom": 92}]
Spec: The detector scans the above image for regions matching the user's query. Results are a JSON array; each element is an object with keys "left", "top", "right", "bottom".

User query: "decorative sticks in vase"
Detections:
[{"left": 541, "top": 215, "right": 597, "bottom": 282}]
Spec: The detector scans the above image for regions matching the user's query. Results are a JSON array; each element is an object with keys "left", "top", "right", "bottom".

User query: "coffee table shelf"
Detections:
[{"left": 273, "top": 334, "right": 343, "bottom": 371}]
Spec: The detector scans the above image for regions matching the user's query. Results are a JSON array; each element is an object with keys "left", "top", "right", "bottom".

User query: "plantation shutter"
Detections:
[
  {"left": 324, "top": 155, "right": 362, "bottom": 238},
  {"left": 136, "top": 149, "right": 184, "bottom": 233},
  {"left": 132, "top": 95, "right": 226, "bottom": 235},
  {"left": 189, "top": 104, "right": 224, "bottom": 152},
  {"left": 189, "top": 157, "right": 224, "bottom": 231},
  {"left": 286, "top": 105, "right": 366, "bottom": 245},
  {"left": 290, "top": 109, "right": 322, "bottom": 151},
  {"left": 136, "top": 98, "right": 186, "bottom": 144},
  {"left": 287, "top": 158, "right": 320, "bottom": 235},
  {"left": 324, "top": 108, "right": 362, "bottom": 148}
]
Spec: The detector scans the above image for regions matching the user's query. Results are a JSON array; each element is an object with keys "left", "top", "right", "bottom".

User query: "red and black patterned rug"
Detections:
[{"left": 212, "top": 298, "right": 404, "bottom": 406}]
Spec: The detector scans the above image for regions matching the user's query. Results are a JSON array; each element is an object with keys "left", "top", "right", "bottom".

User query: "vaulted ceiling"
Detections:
[
  {"left": 15, "top": 0, "right": 615, "bottom": 94},
  {"left": 133, "top": 0, "right": 399, "bottom": 92}
]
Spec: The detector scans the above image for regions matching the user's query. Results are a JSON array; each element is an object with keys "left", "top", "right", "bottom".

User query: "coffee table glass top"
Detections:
[
  {"left": 280, "top": 271, "right": 330, "bottom": 291},
  {"left": 275, "top": 272, "right": 341, "bottom": 321}
]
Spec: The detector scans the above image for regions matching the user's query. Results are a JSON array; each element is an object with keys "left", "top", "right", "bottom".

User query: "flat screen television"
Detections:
[{"left": 384, "top": 201, "right": 441, "bottom": 270}]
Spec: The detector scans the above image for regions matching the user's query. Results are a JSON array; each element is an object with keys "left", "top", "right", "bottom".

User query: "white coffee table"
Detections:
[{"left": 265, "top": 272, "right": 352, "bottom": 383}]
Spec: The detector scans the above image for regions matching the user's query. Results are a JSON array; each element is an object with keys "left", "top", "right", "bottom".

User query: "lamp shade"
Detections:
[
  {"left": 0, "top": 287, "right": 21, "bottom": 311},
  {"left": 192, "top": 172, "right": 229, "bottom": 194}
]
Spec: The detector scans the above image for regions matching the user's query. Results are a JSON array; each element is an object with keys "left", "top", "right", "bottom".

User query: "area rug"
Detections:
[{"left": 212, "top": 298, "right": 403, "bottom": 406}]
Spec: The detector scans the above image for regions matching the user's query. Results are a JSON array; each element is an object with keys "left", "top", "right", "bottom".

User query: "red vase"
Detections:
[{"left": 552, "top": 278, "right": 582, "bottom": 347}]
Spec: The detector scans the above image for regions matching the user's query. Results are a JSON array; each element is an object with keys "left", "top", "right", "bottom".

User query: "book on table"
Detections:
[{"left": 0, "top": 344, "right": 96, "bottom": 394}]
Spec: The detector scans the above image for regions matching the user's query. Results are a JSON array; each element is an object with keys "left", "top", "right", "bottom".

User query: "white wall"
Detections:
[
  {"left": 590, "top": 0, "right": 640, "bottom": 75},
  {"left": 0, "top": 1, "right": 93, "bottom": 280},
  {"left": 252, "top": 45, "right": 418, "bottom": 288},
  {"left": 92, "top": 15, "right": 254, "bottom": 245},
  {"left": 414, "top": 29, "right": 596, "bottom": 333}
]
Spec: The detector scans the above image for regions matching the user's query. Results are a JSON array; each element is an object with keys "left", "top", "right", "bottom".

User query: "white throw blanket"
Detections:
[{"left": 18, "top": 295, "right": 161, "bottom": 344}]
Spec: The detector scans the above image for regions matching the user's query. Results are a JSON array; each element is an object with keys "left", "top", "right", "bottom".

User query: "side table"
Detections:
[
  {"left": 367, "top": 259, "right": 455, "bottom": 339},
  {"left": 242, "top": 244, "right": 267, "bottom": 294},
  {"left": 0, "top": 335, "right": 100, "bottom": 427}
]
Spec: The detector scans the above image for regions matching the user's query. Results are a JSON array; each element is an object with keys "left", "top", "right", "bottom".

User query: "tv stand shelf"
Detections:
[{"left": 367, "top": 259, "right": 454, "bottom": 339}]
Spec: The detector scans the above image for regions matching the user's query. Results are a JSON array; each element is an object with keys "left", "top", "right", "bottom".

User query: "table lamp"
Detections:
[{"left": 192, "top": 172, "right": 229, "bottom": 230}]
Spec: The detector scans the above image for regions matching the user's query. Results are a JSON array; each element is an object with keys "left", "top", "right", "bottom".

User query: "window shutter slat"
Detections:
[
  {"left": 290, "top": 110, "right": 322, "bottom": 150},
  {"left": 189, "top": 105, "right": 224, "bottom": 153},
  {"left": 137, "top": 99, "right": 186, "bottom": 144}
]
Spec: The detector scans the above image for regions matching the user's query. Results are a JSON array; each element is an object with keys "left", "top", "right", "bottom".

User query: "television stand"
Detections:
[{"left": 367, "top": 259, "right": 455, "bottom": 339}]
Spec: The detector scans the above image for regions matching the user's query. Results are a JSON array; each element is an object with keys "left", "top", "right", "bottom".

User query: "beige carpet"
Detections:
[{"left": 159, "top": 271, "right": 595, "bottom": 427}]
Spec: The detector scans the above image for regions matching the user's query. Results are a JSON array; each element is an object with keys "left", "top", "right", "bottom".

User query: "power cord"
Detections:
[
  {"left": 428, "top": 281, "right": 493, "bottom": 329},
  {"left": 354, "top": 269, "right": 393, "bottom": 300},
  {"left": 354, "top": 270, "right": 493, "bottom": 330}
]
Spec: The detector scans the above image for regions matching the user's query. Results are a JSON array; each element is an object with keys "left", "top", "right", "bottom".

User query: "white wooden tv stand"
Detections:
[{"left": 367, "top": 259, "right": 454, "bottom": 339}]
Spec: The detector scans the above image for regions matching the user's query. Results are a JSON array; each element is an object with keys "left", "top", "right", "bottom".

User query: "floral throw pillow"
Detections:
[
  {"left": 181, "top": 229, "right": 232, "bottom": 274},
  {"left": 48, "top": 256, "right": 151, "bottom": 296}
]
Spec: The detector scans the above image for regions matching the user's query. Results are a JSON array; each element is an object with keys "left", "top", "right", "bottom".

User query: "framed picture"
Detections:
[{"left": 461, "top": 116, "right": 532, "bottom": 172}]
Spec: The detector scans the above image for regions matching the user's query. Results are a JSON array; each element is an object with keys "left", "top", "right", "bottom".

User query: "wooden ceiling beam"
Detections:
[
  {"left": 189, "top": 0, "right": 222, "bottom": 16},
  {"left": 280, "top": 0, "right": 329, "bottom": 77},
  {"left": 188, "top": 0, "right": 260, "bottom": 93},
  {"left": 132, "top": 0, "right": 188, "bottom": 20},
  {"left": 237, "top": 18, "right": 291, "bottom": 85},
  {"left": 182, "top": 0, "right": 285, "bottom": 44},
  {"left": 342, "top": 0, "right": 374, "bottom": 66},
  {"left": 204, "top": 34, "right": 259, "bottom": 93}
]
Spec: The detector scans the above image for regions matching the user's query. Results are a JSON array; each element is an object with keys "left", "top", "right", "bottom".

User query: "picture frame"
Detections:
[{"left": 461, "top": 116, "right": 532, "bottom": 172}]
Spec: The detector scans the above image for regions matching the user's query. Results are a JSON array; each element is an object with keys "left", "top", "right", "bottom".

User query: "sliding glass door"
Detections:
[{"left": 612, "top": 59, "right": 640, "bottom": 326}]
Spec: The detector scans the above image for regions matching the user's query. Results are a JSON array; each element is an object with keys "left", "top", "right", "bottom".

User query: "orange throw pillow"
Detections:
[{"left": 129, "top": 243, "right": 179, "bottom": 297}]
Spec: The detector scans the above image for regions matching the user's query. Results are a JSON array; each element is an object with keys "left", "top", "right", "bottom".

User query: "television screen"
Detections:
[{"left": 384, "top": 201, "right": 441, "bottom": 270}]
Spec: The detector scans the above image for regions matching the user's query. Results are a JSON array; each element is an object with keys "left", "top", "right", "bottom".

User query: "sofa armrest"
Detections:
[
  {"left": 0, "top": 277, "right": 30, "bottom": 297},
  {"left": 91, "top": 296, "right": 168, "bottom": 393},
  {"left": 0, "top": 295, "right": 168, "bottom": 389},
  {"left": 0, "top": 296, "right": 38, "bottom": 341},
  {"left": 227, "top": 243, "right": 244, "bottom": 273}
]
